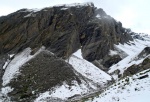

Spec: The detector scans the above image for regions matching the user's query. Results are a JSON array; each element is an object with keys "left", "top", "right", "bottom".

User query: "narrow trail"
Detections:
[{"left": 66, "top": 89, "right": 103, "bottom": 102}]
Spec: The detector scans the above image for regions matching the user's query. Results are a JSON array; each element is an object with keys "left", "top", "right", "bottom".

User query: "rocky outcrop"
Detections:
[
  {"left": 138, "top": 47, "right": 150, "bottom": 58},
  {"left": 123, "top": 57, "right": 150, "bottom": 77},
  {"left": 102, "top": 55, "right": 122, "bottom": 69},
  {"left": 123, "top": 47, "right": 150, "bottom": 77},
  {"left": 92, "top": 55, "right": 122, "bottom": 71}
]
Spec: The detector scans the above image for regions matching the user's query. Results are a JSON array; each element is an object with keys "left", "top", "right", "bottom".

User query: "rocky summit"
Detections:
[{"left": 0, "top": 2, "right": 150, "bottom": 102}]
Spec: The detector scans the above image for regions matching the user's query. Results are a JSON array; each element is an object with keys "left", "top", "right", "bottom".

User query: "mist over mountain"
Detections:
[{"left": 0, "top": 2, "right": 150, "bottom": 102}]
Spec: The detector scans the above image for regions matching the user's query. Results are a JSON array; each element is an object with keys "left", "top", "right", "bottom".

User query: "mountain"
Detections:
[{"left": 0, "top": 2, "right": 150, "bottom": 102}]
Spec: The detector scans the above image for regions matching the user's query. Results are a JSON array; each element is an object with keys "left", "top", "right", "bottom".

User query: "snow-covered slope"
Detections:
[
  {"left": 0, "top": 47, "right": 112, "bottom": 101},
  {"left": 2, "top": 47, "right": 45, "bottom": 86},
  {"left": 108, "top": 34, "right": 150, "bottom": 79},
  {"left": 35, "top": 81, "right": 91, "bottom": 102},
  {"left": 35, "top": 38, "right": 150, "bottom": 101},
  {"left": 83, "top": 34, "right": 150, "bottom": 102},
  {"left": 0, "top": 47, "right": 45, "bottom": 101},
  {"left": 34, "top": 49, "right": 112, "bottom": 101},
  {"left": 86, "top": 69, "right": 150, "bottom": 102},
  {"left": 68, "top": 49, "right": 112, "bottom": 86}
]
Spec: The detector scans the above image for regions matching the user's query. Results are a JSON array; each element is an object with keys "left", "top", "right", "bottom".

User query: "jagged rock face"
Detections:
[
  {"left": 7, "top": 51, "right": 81, "bottom": 101},
  {"left": 0, "top": 4, "right": 94, "bottom": 58},
  {"left": 0, "top": 3, "right": 132, "bottom": 62},
  {"left": 81, "top": 8, "right": 132, "bottom": 61}
]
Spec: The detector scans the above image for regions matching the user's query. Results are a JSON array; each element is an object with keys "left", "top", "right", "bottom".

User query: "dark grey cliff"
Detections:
[
  {"left": 0, "top": 3, "right": 132, "bottom": 62},
  {"left": 0, "top": 4, "right": 94, "bottom": 58}
]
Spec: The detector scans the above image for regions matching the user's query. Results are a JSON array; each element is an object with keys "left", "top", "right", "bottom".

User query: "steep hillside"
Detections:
[
  {"left": 85, "top": 69, "right": 150, "bottom": 102},
  {"left": 0, "top": 48, "right": 112, "bottom": 102},
  {"left": 75, "top": 33, "right": 150, "bottom": 102}
]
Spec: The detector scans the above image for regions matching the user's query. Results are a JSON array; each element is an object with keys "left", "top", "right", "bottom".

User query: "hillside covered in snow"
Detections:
[{"left": 86, "top": 69, "right": 150, "bottom": 102}]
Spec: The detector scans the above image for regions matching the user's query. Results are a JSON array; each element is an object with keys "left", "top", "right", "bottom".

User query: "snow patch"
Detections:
[
  {"left": 50, "top": 81, "right": 88, "bottom": 99},
  {"left": 54, "top": 2, "right": 93, "bottom": 7},
  {"left": 0, "top": 87, "right": 13, "bottom": 102},
  {"left": 9, "top": 54, "right": 15, "bottom": 59},
  {"left": 61, "top": 8, "right": 68, "bottom": 10},
  {"left": 34, "top": 91, "right": 50, "bottom": 102},
  {"left": 72, "top": 49, "right": 83, "bottom": 59},
  {"left": 23, "top": 8, "right": 41, "bottom": 18},
  {"left": 68, "top": 55, "right": 112, "bottom": 85},
  {"left": 19, "top": 8, "right": 41, "bottom": 13},
  {"left": 3, "top": 61, "right": 9, "bottom": 69},
  {"left": 96, "top": 14, "right": 101, "bottom": 19},
  {"left": 34, "top": 81, "right": 89, "bottom": 101},
  {"left": 1, "top": 87, "right": 13, "bottom": 95},
  {"left": 109, "top": 50, "right": 118, "bottom": 56},
  {"left": 24, "top": 13, "right": 36, "bottom": 18}
]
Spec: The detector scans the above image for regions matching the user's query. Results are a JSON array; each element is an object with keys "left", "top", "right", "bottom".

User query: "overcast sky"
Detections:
[{"left": 0, "top": 0, "right": 149, "bottom": 34}]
